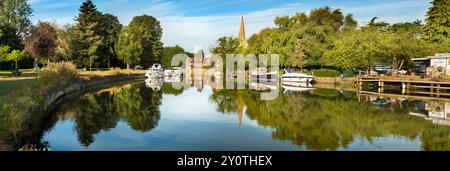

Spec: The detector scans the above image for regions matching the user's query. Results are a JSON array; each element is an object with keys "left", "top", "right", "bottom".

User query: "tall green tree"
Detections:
[
  {"left": 128, "top": 15, "right": 163, "bottom": 68},
  {"left": 210, "top": 36, "right": 239, "bottom": 59},
  {"left": 0, "top": 0, "right": 32, "bottom": 39},
  {"left": 68, "top": 0, "right": 102, "bottom": 69},
  {"left": 0, "top": 23, "right": 22, "bottom": 50},
  {"left": 423, "top": 0, "right": 450, "bottom": 43},
  {"left": 162, "top": 45, "right": 186, "bottom": 67},
  {"left": 423, "top": 0, "right": 450, "bottom": 51},
  {"left": 98, "top": 13, "right": 122, "bottom": 68},
  {"left": 51, "top": 23, "right": 71, "bottom": 61},
  {"left": 116, "top": 26, "right": 143, "bottom": 69}
]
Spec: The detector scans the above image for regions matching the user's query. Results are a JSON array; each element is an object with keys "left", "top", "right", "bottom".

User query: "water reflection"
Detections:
[
  {"left": 210, "top": 88, "right": 450, "bottom": 150},
  {"left": 53, "top": 84, "right": 162, "bottom": 146},
  {"left": 36, "top": 77, "right": 450, "bottom": 151}
]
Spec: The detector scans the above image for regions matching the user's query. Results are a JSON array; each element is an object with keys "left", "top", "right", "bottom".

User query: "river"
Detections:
[{"left": 38, "top": 79, "right": 450, "bottom": 151}]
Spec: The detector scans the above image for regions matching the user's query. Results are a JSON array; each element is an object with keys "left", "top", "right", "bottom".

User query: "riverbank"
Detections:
[
  {"left": 314, "top": 76, "right": 357, "bottom": 85},
  {"left": 0, "top": 71, "right": 145, "bottom": 151}
]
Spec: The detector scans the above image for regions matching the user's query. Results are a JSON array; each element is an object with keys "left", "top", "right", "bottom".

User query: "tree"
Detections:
[
  {"left": 68, "top": 0, "right": 102, "bottom": 69},
  {"left": 247, "top": 7, "right": 356, "bottom": 68},
  {"left": 98, "top": 14, "right": 122, "bottom": 68},
  {"left": 308, "top": 7, "right": 344, "bottom": 31},
  {"left": 128, "top": 15, "right": 163, "bottom": 67},
  {"left": 162, "top": 45, "right": 186, "bottom": 67},
  {"left": 6, "top": 50, "right": 26, "bottom": 70},
  {"left": 114, "top": 84, "right": 161, "bottom": 132},
  {"left": 116, "top": 26, "right": 143, "bottom": 69},
  {"left": 343, "top": 14, "right": 357, "bottom": 30},
  {"left": 380, "top": 31, "right": 435, "bottom": 70},
  {"left": 322, "top": 30, "right": 384, "bottom": 70},
  {"left": 0, "top": 22, "right": 22, "bottom": 50},
  {"left": 0, "top": 0, "right": 32, "bottom": 39},
  {"left": 423, "top": 0, "right": 450, "bottom": 44},
  {"left": 290, "top": 40, "right": 308, "bottom": 71},
  {"left": 24, "top": 22, "right": 57, "bottom": 65},
  {"left": 323, "top": 27, "right": 435, "bottom": 70},
  {"left": 51, "top": 23, "right": 71, "bottom": 61},
  {"left": 210, "top": 36, "right": 239, "bottom": 58},
  {"left": 0, "top": 45, "right": 10, "bottom": 61}
]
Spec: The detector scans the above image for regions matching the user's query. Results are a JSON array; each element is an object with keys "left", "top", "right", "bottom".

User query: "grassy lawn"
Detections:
[
  {"left": 0, "top": 68, "right": 146, "bottom": 81},
  {"left": 79, "top": 69, "right": 146, "bottom": 79},
  {"left": 0, "top": 79, "right": 36, "bottom": 96},
  {"left": 0, "top": 69, "right": 37, "bottom": 79},
  {"left": 79, "top": 69, "right": 146, "bottom": 75}
]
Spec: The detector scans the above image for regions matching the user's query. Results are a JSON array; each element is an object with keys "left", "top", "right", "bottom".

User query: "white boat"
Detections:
[
  {"left": 164, "top": 67, "right": 183, "bottom": 77},
  {"left": 145, "top": 63, "right": 164, "bottom": 78},
  {"left": 281, "top": 68, "right": 314, "bottom": 83},
  {"left": 250, "top": 68, "right": 278, "bottom": 80}
]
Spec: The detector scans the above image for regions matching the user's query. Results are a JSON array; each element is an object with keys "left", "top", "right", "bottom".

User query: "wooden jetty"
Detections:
[{"left": 356, "top": 77, "right": 450, "bottom": 97}]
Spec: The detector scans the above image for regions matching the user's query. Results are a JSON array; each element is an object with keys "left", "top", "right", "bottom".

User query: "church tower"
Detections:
[{"left": 238, "top": 16, "right": 248, "bottom": 48}]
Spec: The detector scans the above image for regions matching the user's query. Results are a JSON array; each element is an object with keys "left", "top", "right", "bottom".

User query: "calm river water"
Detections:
[{"left": 40, "top": 79, "right": 450, "bottom": 151}]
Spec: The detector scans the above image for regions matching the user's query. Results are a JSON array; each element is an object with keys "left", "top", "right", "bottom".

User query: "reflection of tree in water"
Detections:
[
  {"left": 115, "top": 84, "right": 161, "bottom": 132},
  {"left": 74, "top": 92, "right": 119, "bottom": 146},
  {"left": 161, "top": 83, "right": 184, "bottom": 96},
  {"left": 61, "top": 84, "right": 161, "bottom": 146},
  {"left": 210, "top": 88, "right": 450, "bottom": 151}
]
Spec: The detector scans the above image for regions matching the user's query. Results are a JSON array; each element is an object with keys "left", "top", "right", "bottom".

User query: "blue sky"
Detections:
[{"left": 30, "top": 0, "right": 432, "bottom": 53}]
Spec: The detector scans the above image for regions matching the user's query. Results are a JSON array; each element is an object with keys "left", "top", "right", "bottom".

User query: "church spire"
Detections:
[{"left": 239, "top": 16, "right": 248, "bottom": 48}]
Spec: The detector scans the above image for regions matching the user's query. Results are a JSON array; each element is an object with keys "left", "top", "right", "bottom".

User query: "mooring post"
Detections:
[
  {"left": 378, "top": 80, "right": 384, "bottom": 93},
  {"left": 402, "top": 82, "right": 406, "bottom": 94},
  {"left": 430, "top": 83, "right": 434, "bottom": 95},
  {"left": 407, "top": 82, "right": 411, "bottom": 94},
  {"left": 358, "top": 79, "right": 362, "bottom": 90}
]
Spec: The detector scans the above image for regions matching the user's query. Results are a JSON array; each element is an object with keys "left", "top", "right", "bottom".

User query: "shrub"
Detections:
[
  {"left": 109, "top": 67, "right": 122, "bottom": 75},
  {"left": 36, "top": 62, "right": 79, "bottom": 92},
  {"left": 307, "top": 69, "right": 341, "bottom": 77}
]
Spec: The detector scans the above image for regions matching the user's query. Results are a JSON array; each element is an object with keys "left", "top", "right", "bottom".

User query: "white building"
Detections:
[{"left": 412, "top": 53, "right": 450, "bottom": 77}]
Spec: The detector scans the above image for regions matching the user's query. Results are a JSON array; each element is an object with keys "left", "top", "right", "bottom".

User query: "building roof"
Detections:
[{"left": 412, "top": 54, "right": 450, "bottom": 61}]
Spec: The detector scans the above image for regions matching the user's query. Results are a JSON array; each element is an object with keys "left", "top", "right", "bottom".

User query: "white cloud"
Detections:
[{"left": 156, "top": 3, "right": 303, "bottom": 53}]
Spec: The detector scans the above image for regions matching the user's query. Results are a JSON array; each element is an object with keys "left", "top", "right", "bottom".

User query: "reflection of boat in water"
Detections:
[
  {"left": 281, "top": 68, "right": 314, "bottom": 83},
  {"left": 145, "top": 63, "right": 164, "bottom": 78},
  {"left": 250, "top": 68, "right": 278, "bottom": 80},
  {"left": 164, "top": 67, "right": 183, "bottom": 77},
  {"left": 164, "top": 76, "right": 182, "bottom": 83},
  {"left": 409, "top": 101, "right": 450, "bottom": 126},
  {"left": 371, "top": 98, "right": 391, "bottom": 106},
  {"left": 145, "top": 78, "right": 163, "bottom": 91},
  {"left": 250, "top": 79, "right": 278, "bottom": 91},
  {"left": 281, "top": 81, "right": 315, "bottom": 93}
]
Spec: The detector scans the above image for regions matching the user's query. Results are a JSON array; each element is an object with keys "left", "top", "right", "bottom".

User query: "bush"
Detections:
[
  {"left": 307, "top": 69, "right": 341, "bottom": 77},
  {"left": 37, "top": 62, "right": 79, "bottom": 92},
  {"left": 109, "top": 67, "right": 122, "bottom": 75}
]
